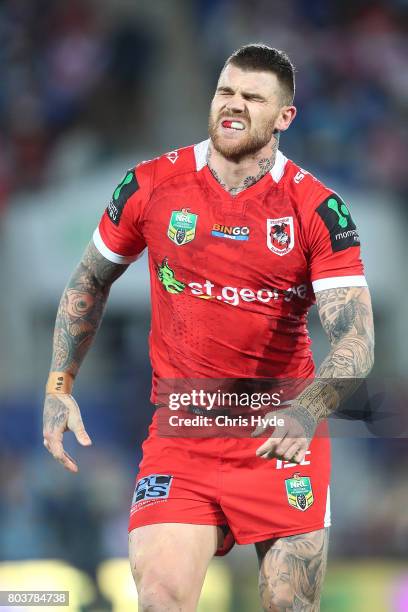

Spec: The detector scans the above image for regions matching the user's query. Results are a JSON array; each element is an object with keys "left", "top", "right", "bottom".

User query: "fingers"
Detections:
[
  {"left": 256, "top": 436, "right": 308, "bottom": 464},
  {"left": 43, "top": 435, "right": 78, "bottom": 473},
  {"left": 281, "top": 442, "right": 302, "bottom": 461},
  {"left": 65, "top": 396, "right": 92, "bottom": 446},
  {"left": 256, "top": 436, "right": 282, "bottom": 459},
  {"left": 255, "top": 424, "right": 289, "bottom": 458},
  {"left": 254, "top": 407, "right": 312, "bottom": 463},
  {"left": 73, "top": 426, "right": 92, "bottom": 446}
]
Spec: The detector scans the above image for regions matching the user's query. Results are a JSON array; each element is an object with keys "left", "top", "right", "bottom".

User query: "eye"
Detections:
[{"left": 245, "top": 95, "right": 263, "bottom": 102}]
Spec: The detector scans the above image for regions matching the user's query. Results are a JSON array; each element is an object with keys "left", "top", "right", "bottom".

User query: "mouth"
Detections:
[{"left": 220, "top": 119, "right": 245, "bottom": 131}]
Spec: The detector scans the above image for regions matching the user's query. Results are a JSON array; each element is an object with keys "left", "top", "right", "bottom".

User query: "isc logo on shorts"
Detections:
[{"left": 132, "top": 474, "right": 173, "bottom": 505}]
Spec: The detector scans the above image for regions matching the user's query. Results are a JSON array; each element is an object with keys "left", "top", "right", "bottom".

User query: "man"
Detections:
[{"left": 43, "top": 44, "right": 374, "bottom": 610}]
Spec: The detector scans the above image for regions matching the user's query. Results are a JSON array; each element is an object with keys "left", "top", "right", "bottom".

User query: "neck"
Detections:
[{"left": 206, "top": 136, "right": 279, "bottom": 196}]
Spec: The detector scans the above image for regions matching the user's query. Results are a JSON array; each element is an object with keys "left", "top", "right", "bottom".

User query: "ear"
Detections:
[{"left": 275, "top": 105, "right": 297, "bottom": 132}]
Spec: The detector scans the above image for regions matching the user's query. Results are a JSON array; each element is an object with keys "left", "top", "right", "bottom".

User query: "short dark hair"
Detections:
[{"left": 223, "top": 43, "right": 295, "bottom": 104}]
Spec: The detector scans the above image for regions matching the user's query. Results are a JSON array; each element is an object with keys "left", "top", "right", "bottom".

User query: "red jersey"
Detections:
[{"left": 94, "top": 140, "right": 366, "bottom": 402}]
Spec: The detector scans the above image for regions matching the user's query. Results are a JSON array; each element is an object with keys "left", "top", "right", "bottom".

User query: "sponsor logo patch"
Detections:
[
  {"left": 167, "top": 208, "right": 198, "bottom": 246},
  {"left": 156, "top": 257, "right": 310, "bottom": 304},
  {"left": 106, "top": 169, "right": 139, "bottom": 226},
  {"left": 267, "top": 217, "right": 294, "bottom": 255},
  {"left": 316, "top": 194, "right": 360, "bottom": 252},
  {"left": 285, "top": 473, "right": 314, "bottom": 511},
  {"left": 211, "top": 223, "right": 250, "bottom": 241},
  {"left": 132, "top": 474, "right": 173, "bottom": 506}
]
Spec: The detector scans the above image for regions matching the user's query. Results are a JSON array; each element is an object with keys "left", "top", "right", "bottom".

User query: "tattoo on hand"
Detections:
[{"left": 43, "top": 395, "right": 69, "bottom": 432}]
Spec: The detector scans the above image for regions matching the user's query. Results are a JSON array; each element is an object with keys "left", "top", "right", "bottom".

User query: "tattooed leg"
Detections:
[{"left": 255, "top": 528, "right": 329, "bottom": 611}]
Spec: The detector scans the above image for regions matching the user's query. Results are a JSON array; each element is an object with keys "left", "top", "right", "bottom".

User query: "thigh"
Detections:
[
  {"left": 129, "top": 523, "right": 223, "bottom": 608},
  {"left": 255, "top": 527, "right": 329, "bottom": 611}
]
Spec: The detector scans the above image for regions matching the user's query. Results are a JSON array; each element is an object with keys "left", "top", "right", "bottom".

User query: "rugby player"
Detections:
[{"left": 43, "top": 44, "right": 374, "bottom": 610}]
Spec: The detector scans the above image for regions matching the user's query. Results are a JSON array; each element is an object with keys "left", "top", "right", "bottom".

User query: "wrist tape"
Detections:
[{"left": 46, "top": 372, "right": 74, "bottom": 395}]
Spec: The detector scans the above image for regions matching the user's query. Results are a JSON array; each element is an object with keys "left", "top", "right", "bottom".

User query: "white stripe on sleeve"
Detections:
[
  {"left": 312, "top": 275, "right": 368, "bottom": 293},
  {"left": 92, "top": 228, "right": 142, "bottom": 264}
]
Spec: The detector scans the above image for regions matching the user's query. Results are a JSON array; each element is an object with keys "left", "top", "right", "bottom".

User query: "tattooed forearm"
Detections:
[
  {"left": 50, "top": 241, "right": 128, "bottom": 377},
  {"left": 257, "top": 528, "right": 329, "bottom": 611},
  {"left": 294, "top": 287, "right": 374, "bottom": 421}
]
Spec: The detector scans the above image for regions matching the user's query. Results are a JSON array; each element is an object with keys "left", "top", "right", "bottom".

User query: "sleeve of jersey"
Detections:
[
  {"left": 307, "top": 191, "right": 367, "bottom": 293},
  {"left": 93, "top": 166, "right": 148, "bottom": 264}
]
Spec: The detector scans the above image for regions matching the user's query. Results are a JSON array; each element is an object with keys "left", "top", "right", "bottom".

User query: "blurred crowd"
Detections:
[
  {"left": 0, "top": 0, "right": 407, "bottom": 214},
  {"left": 0, "top": 0, "right": 157, "bottom": 212}
]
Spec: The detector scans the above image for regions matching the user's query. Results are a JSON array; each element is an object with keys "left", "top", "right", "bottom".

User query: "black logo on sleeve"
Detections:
[
  {"left": 106, "top": 169, "right": 139, "bottom": 226},
  {"left": 316, "top": 194, "right": 360, "bottom": 252}
]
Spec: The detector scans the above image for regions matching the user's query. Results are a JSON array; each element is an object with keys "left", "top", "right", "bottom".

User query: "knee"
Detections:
[{"left": 134, "top": 565, "right": 188, "bottom": 611}]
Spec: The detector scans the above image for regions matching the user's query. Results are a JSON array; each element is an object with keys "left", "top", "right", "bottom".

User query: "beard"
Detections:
[{"left": 208, "top": 110, "right": 277, "bottom": 162}]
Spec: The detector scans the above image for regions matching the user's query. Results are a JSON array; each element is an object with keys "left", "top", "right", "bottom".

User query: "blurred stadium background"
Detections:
[{"left": 0, "top": 0, "right": 407, "bottom": 610}]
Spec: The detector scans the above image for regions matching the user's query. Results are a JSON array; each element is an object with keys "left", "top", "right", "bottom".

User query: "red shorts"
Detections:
[{"left": 128, "top": 413, "right": 331, "bottom": 555}]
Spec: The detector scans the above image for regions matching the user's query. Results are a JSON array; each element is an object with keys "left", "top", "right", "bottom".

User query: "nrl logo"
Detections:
[
  {"left": 167, "top": 208, "right": 198, "bottom": 246},
  {"left": 267, "top": 216, "right": 294, "bottom": 256},
  {"left": 285, "top": 473, "right": 314, "bottom": 511}
]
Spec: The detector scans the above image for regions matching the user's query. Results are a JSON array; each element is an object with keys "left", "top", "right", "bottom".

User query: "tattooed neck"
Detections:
[{"left": 206, "top": 142, "right": 278, "bottom": 196}]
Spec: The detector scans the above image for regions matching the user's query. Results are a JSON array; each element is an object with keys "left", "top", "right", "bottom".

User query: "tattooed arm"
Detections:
[
  {"left": 43, "top": 241, "right": 129, "bottom": 472},
  {"left": 297, "top": 286, "right": 375, "bottom": 417},
  {"left": 254, "top": 286, "right": 374, "bottom": 463}
]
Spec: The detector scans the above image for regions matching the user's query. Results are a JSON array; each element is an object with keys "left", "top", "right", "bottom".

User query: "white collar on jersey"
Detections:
[{"left": 194, "top": 138, "right": 288, "bottom": 184}]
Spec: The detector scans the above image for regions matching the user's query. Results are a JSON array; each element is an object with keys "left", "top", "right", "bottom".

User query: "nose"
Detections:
[{"left": 225, "top": 94, "right": 245, "bottom": 114}]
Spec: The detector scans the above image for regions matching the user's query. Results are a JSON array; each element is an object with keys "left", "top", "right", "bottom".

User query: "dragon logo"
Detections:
[
  {"left": 267, "top": 217, "right": 295, "bottom": 256},
  {"left": 156, "top": 258, "right": 186, "bottom": 294}
]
